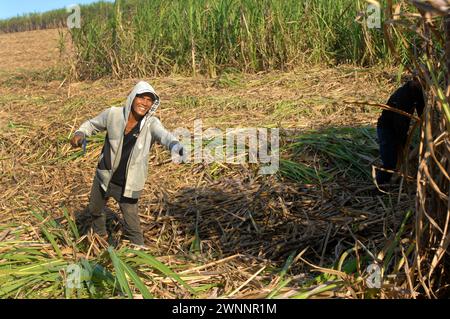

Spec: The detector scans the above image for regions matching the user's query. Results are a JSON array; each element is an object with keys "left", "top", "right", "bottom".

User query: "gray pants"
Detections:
[{"left": 88, "top": 177, "right": 144, "bottom": 245}]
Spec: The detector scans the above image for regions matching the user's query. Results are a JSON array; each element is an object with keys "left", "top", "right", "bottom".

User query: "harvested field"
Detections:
[
  {"left": 0, "top": 29, "right": 66, "bottom": 73},
  {"left": 0, "top": 29, "right": 416, "bottom": 299}
]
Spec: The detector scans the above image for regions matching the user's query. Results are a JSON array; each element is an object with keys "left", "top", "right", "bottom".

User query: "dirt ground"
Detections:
[
  {"left": 0, "top": 29, "right": 414, "bottom": 297},
  {"left": 0, "top": 29, "right": 64, "bottom": 72}
]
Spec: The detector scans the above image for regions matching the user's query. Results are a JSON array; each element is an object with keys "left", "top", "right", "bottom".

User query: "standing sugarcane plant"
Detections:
[{"left": 382, "top": 0, "right": 450, "bottom": 298}]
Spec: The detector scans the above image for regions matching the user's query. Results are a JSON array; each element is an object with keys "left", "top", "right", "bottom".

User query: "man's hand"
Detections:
[
  {"left": 70, "top": 132, "right": 85, "bottom": 148},
  {"left": 170, "top": 142, "right": 185, "bottom": 164}
]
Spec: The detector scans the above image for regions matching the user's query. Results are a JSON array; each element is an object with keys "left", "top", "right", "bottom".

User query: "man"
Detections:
[
  {"left": 376, "top": 77, "right": 425, "bottom": 185},
  {"left": 70, "top": 81, "right": 184, "bottom": 246}
]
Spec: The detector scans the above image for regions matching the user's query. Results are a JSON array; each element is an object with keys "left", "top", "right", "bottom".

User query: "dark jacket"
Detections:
[{"left": 377, "top": 80, "right": 425, "bottom": 144}]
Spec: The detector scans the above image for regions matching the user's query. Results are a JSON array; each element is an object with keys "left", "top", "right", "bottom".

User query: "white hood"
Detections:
[{"left": 124, "top": 81, "right": 160, "bottom": 123}]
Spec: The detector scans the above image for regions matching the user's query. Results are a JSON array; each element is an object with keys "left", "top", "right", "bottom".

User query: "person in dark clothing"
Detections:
[{"left": 376, "top": 78, "right": 425, "bottom": 184}]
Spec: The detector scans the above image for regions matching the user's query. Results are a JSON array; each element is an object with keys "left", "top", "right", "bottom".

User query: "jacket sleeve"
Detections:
[
  {"left": 75, "top": 108, "right": 110, "bottom": 137},
  {"left": 386, "top": 88, "right": 401, "bottom": 108},
  {"left": 415, "top": 92, "right": 425, "bottom": 118},
  {"left": 150, "top": 117, "right": 179, "bottom": 151}
]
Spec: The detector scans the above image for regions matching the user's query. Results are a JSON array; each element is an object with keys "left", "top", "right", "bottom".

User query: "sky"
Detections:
[{"left": 0, "top": 0, "right": 114, "bottom": 20}]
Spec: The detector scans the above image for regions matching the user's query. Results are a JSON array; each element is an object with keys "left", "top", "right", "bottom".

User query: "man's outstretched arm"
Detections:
[
  {"left": 70, "top": 108, "right": 110, "bottom": 147},
  {"left": 150, "top": 117, "right": 184, "bottom": 156}
]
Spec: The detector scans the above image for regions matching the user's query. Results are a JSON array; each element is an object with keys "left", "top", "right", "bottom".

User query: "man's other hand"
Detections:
[
  {"left": 170, "top": 142, "right": 185, "bottom": 164},
  {"left": 70, "top": 132, "right": 85, "bottom": 148}
]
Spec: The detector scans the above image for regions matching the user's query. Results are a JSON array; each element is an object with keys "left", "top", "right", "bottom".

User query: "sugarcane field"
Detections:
[{"left": 0, "top": 0, "right": 449, "bottom": 301}]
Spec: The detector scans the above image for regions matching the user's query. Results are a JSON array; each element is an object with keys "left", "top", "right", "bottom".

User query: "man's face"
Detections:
[{"left": 132, "top": 93, "right": 154, "bottom": 117}]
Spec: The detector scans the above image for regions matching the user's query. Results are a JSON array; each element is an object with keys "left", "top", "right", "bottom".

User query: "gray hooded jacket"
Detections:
[{"left": 75, "top": 81, "right": 179, "bottom": 199}]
